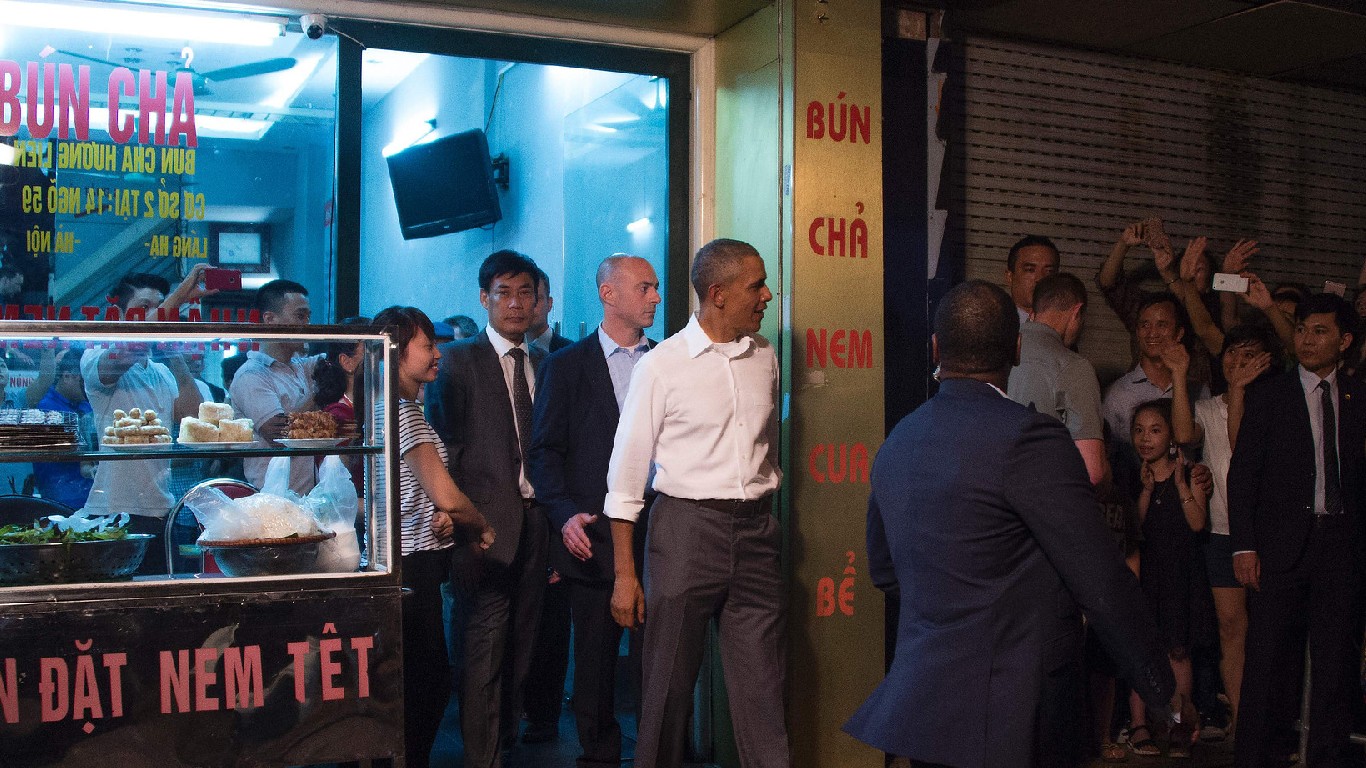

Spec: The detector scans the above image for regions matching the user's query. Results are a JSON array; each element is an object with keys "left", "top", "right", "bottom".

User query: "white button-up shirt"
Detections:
[
  {"left": 1299, "top": 365, "right": 1340, "bottom": 516},
  {"left": 485, "top": 326, "right": 536, "bottom": 499},
  {"left": 603, "top": 315, "right": 781, "bottom": 523}
]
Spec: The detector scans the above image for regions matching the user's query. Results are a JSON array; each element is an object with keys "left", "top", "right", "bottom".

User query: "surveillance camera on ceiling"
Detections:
[{"left": 301, "top": 14, "right": 327, "bottom": 40}]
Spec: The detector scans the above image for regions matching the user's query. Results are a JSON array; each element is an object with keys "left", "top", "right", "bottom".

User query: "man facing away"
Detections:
[
  {"left": 1229, "top": 292, "right": 1366, "bottom": 768},
  {"left": 1008, "top": 272, "right": 1106, "bottom": 485},
  {"left": 529, "top": 253, "right": 661, "bottom": 767},
  {"left": 844, "top": 280, "right": 1179, "bottom": 768},
  {"left": 426, "top": 250, "right": 548, "bottom": 768},
  {"left": 605, "top": 238, "right": 788, "bottom": 768},
  {"left": 229, "top": 279, "right": 319, "bottom": 496}
]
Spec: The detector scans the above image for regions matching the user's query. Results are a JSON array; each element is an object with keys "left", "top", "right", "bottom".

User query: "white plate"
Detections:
[
  {"left": 102, "top": 442, "right": 171, "bottom": 452},
  {"left": 176, "top": 441, "right": 255, "bottom": 450},
  {"left": 276, "top": 438, "right": 347, "bottom": 449}
]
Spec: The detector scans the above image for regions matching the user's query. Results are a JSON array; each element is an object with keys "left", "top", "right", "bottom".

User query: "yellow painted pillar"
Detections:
[{"left": 786, "top": 1, "right": 885, "bottom": 766}]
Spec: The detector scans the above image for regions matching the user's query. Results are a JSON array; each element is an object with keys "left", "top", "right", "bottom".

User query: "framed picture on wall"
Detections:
[{"left": 209, "top": 224, "right": 271, "bottom": 273}]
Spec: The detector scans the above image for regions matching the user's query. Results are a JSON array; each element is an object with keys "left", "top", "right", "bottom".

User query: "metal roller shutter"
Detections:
[{"left": 949, "top": 36, "right": 1366, "bottom": 383}]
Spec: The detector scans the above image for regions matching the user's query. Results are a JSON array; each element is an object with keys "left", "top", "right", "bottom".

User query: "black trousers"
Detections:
[
  {"left": 524, "top": 576, "right": 571, "bottom": 727},
  {"left": 402, "top": 548, "right": 452, "bottom": 768},
  {"left": 1236, "top": 515, "right": 1364, "bottom": 768},
  {"left": 450, "top": 503, "right": 548, "bottom": 768},
  {"left": 564, "top": 577, "right": 636, "bottom": 768}
]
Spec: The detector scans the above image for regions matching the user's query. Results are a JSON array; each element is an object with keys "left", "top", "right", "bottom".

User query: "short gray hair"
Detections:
[{"left": 690, "top": 238, "right": 759, "bottom": 300}]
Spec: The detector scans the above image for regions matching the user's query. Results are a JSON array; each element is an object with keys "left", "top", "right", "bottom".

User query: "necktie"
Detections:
[
  {"left": 509, "top": 347, "right": 533, "bottom": 468},
  {"left": 1320, "top": 380, "right": 1343, "bottom": 515}
]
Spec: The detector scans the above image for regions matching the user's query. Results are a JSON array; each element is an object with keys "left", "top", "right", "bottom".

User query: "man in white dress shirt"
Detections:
[{"left": 604, "top": 238, "right": 788, "bottom": 768}]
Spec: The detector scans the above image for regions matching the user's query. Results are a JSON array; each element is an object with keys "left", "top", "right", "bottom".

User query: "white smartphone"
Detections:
[{"left": 1212, "top": 273, "right": 1249, "bottom": 293}]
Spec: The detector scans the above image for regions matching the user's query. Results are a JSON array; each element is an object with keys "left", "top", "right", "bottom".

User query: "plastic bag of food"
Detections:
[
  {"left": 305, "top": 456, "right": 360, "bottom": 572},
  {"left": 183, "top": 485, "right": 322, "bottom": 542}
]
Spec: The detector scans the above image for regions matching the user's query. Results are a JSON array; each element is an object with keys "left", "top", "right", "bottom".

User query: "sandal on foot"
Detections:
[
  {"left": 1127, "top": 724, "right": 1160, "bottom": 756},
  {"left": 1101, "top": 741, "right": 1128, "bottom": 762}
]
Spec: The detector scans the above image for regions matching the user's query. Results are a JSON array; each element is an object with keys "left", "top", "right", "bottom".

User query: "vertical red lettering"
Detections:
[
  {"left": 107, "top": 68, "right": 136, "bottom": 143},
  {"left": 287, "top": 641, "right": 310, "bottom": 703},
  {"left": 815, "top": 577, "right": 835, "bottom": 616},
  {"left": 849, "top": 330, "right": 872, "bottom": 368},
  {"left": 851, "top": 217, "right": 868, "bottom": 258},
  {"left": 828, "top": 217, "right": 846, "bottom": 257},
  {"left": 72, "top": 654, "right": 103, "bottom": 720},
  {"left": 168, "top": 71, "right": 197, "bottom": 148},
  {"left": 160, "top": 649, "right": 191, "bottom": 714},
  {"left": 40, "top": 657, "right": 69, "bottom": 722},
  {"left": 851, "top": 104, "right": 871, "bottom": 144},
  {"left": 25, "top": 62, "right": 56, "bottom": 140},
  {"left": 831, "top": 330, "right": 847, "bottom": 368},
  {"left": 57, "top": 64, "right": 90, "bottom": 140},
  {"left": 352, "top": 637, "right": 373, "bottom": 699},
  {"left": 319, "top": 637, "right": 344, "bottom": 701},
  {"left": 826, "top": 443, "right": 848, "bottom": 483},
  {"left": 223, "top": 646, "right": 264, "bottom": 710},
  {"left": 808, "top": 217, "right": 825, "bottom": 256},
  {"left": 806, "top": 100, "right": 824, "bottom": 139},
  {"left": 805, "top": 328, "right": 827, "bottom": 369},
  {"left": 852, "top": 443, "right": 870, "bottom": 483},
  {"left": 808, "top": 443, "right": 826, "bottom": 483},
  {"left": 0, "top": 61, "right": 20, "bottom": 136},
  {"left": 0, "top": 658, "right": 17, "bottom": 724},
  {"left": 829, "top": 93, "right": 848, "bottom": 142},
  {"left": 103, "top": 653, "right": 126, "bottom": 718},
  {"left": 194, "top": 647, "right": 219, "bottom": 711},
  {"left": 137, "top": 69, "right": 168, "bottom": 145}
]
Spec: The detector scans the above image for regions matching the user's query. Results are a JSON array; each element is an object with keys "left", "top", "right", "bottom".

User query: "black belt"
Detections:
[{"left": 692, "top": 496, "right": 772, "bottom": 517}]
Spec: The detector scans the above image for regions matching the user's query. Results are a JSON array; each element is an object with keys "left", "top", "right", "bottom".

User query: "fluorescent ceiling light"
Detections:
[
  {"left": 0, "top": 144, "right": 16, "bottom": 166},
  {"left": 626, "top": 217, "right": 651, "bottom": 235},
  {"left": 1, "top": 2, "right": 284, "bottom": 47}
]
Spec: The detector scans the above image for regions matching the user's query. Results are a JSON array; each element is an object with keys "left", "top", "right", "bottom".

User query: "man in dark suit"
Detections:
[
  {"left": 1229, "top": 292, "right": 1366, "bottom": 768},
  {"left": 426, "top": 250, "right": 548, "bottom": 768},
  {"left": 528, "top": 254, "right": 661, "bottom": 767},
  {"left": 844, "top": 280, "right": 1178, "bottom": 767},
  {"left": 527, "top": 267, "right": 573, "bottom": 356},
  {"left": 520, "top": 264, "right": 577, "bottom": 744}
]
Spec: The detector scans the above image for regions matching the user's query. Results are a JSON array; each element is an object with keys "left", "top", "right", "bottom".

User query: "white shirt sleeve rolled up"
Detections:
[{"left": 603, "top": 315, "right": 781, "bottom": 523}]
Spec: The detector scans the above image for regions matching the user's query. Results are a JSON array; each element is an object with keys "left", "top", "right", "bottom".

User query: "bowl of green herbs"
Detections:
[{"left": 0, "top": 511, "right": 151, "bottom": 584}]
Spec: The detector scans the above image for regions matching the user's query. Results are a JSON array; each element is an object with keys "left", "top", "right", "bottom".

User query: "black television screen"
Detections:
[{"left": 385, "top": 128, "right": 502, "bottom": 240}]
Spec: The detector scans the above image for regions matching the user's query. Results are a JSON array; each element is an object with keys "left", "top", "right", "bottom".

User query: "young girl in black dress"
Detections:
[{"left": 1126, "top": 399, "right": 1215, "bottom": 759}]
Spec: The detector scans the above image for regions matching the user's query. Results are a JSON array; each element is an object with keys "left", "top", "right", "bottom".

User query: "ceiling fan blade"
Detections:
[
  {"left": 44, "top": 48, "right": 125, "bottom": 70},
  {"left": 201, "top": 57, "right": 297, "bottom": 82}
]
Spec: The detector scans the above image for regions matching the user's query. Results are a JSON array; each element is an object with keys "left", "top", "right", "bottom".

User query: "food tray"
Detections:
[
  {"left": 199, "top": 532, "right": 335, "bottom": 577},
  {"left": 0, "top": 534, "right": 153, "bottom": 585}
]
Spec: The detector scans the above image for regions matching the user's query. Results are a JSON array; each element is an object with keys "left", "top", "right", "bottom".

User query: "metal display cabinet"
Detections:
[{"left": 0, "top": 322, "right": 405, "bottom": 767}]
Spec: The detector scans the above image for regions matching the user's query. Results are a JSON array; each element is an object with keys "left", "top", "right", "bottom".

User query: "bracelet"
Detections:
[{"left": 1182, "top": 496, "right": 1195, "bottom": 504}]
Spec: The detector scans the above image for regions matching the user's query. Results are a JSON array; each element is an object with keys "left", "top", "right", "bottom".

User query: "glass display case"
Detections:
[{"left": 0, "top": 322, "right": 404, "bottom": 767}]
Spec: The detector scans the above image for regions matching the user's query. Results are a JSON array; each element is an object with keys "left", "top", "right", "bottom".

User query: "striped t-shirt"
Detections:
[{"left": 396, "top": 399, "right": 454, "bottom": 556}]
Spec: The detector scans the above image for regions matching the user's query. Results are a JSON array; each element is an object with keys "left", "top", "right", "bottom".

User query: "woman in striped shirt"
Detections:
[{"left": 374, "top": 306, "right": 493, "bottom": 768}]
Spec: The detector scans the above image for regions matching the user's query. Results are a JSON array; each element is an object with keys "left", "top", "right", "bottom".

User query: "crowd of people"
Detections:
[{"left": 855, "top": 225, "right": 1365, "bottom": 768}]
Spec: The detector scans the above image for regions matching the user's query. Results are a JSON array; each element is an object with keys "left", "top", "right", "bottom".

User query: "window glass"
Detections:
[
  {"left": 0, "top": 0, "right": 338, "bottom": 318},
  {"left": 359, "top": 52, "right": 670, "bottom": 342}
]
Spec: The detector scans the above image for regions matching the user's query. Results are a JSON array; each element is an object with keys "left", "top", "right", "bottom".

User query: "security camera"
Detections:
[{"left": 301, "top": 14, "right": 327, "bottom": 40}]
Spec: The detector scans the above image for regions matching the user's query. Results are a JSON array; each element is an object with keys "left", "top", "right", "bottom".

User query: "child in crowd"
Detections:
[
  {"left": 1126, "top": 399, "right": 1215, "bottom": 759},
  {"left": 1167, "top": 326, "right": 1276, "bottom": 742}
]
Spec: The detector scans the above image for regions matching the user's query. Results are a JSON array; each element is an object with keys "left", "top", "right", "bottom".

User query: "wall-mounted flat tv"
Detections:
[{"left": 386, "top": 128, "right": 502, "bottom": 240}]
